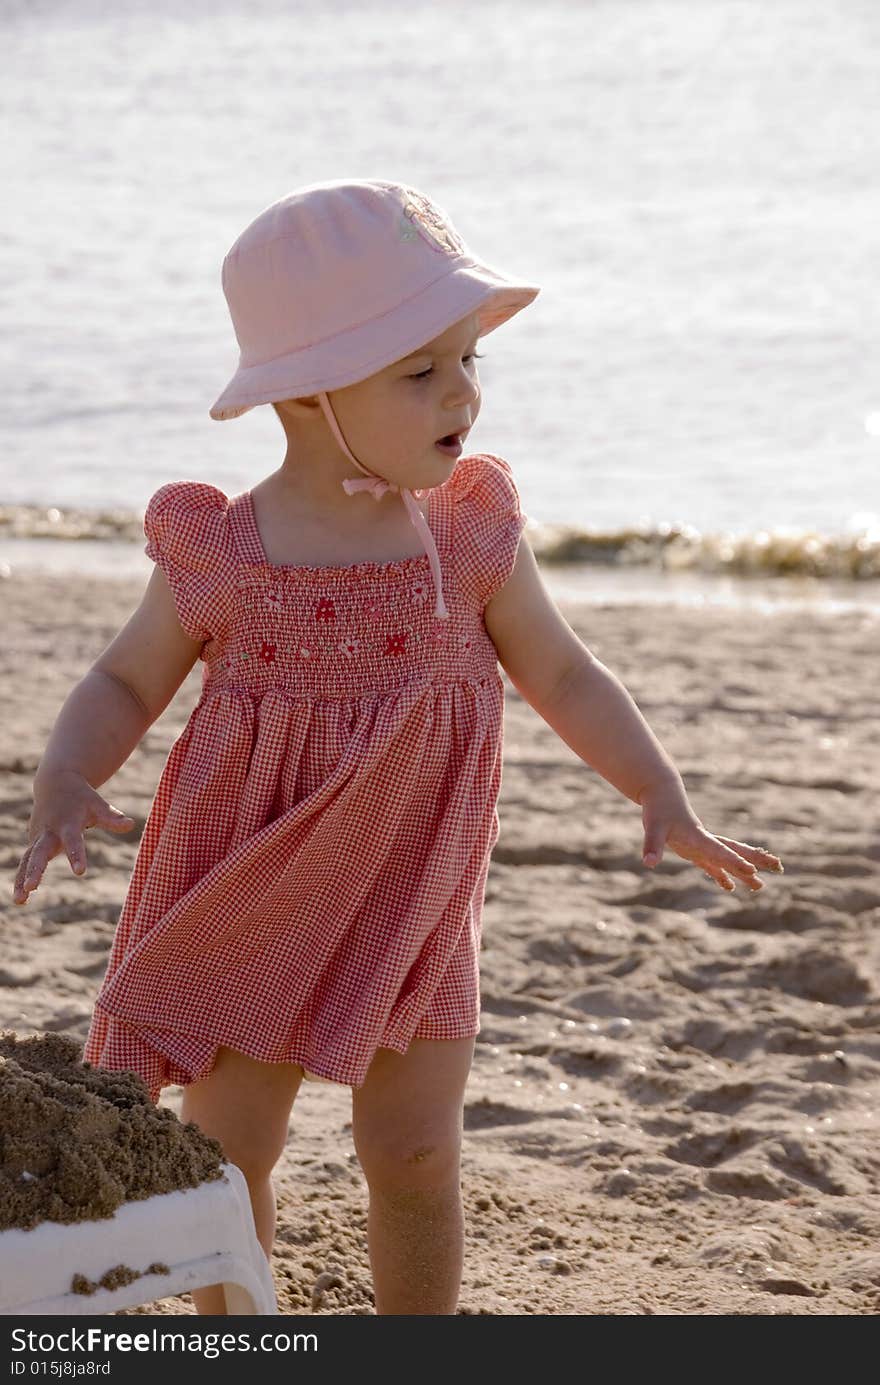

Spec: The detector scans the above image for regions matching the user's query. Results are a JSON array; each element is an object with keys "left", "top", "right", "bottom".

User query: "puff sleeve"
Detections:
[
  {"left": 143, "top": 481, "right": 236, "bottom": 647},
  {"left": 451, "top": 453, "right": 529, "bottom": 608}
]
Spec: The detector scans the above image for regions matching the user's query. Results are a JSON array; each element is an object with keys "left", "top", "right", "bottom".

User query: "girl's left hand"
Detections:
[{"left": 639, "top": 780, "right": 784, "bottom": 892}]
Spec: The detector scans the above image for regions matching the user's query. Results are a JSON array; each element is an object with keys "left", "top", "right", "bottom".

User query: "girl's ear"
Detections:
[{"left": 273, "top": 395, "right": 322, "bottom": 420}]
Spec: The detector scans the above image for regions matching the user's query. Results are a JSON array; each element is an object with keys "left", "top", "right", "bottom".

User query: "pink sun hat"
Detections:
[{"left": 209, "top": 179, "right": 539, "bottom": 420}]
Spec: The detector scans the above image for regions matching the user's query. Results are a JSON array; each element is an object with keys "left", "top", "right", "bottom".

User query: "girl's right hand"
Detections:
[{"left": 12, "top": 769, "right": 135, "bottom": 905}]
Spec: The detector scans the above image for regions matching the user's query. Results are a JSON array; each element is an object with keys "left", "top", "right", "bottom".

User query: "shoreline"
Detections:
[{"left": 1, "top": 539, "right": 878, "bottom": 618}]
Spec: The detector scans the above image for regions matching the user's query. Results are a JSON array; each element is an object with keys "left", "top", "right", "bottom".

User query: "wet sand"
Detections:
[{"left": 2, "top": 569, "right": 879, "bottom": 1314}]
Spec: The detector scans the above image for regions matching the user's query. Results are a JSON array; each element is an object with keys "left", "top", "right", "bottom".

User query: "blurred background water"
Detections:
[{"left": 2, "top": 0, "right": 878, "bottom": 608}]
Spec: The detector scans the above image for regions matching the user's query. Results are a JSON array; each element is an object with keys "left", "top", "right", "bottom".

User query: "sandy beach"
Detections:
[{"left": 2, "top": 569, "right": 879, "bottom": 1315}]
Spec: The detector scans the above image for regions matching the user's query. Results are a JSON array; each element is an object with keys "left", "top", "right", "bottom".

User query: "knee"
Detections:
[
  {"left": 222, "top": 1144, "right": 283, "bottom": 1186},
  {"left": 180, "top": 1110, "right": 287, "bottom": 1186},
  {"left": 353, "top": 1126, "right": 462, "bottom": 1192}
]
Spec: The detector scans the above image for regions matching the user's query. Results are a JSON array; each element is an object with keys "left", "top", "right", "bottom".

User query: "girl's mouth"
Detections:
[{"left": 435, "top": 433, "right": 463, "bottom": 458}]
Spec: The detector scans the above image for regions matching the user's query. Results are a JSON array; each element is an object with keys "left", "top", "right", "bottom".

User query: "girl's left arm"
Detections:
[{"left": 484, "top": 537, "right": 784, "bottom": 893}]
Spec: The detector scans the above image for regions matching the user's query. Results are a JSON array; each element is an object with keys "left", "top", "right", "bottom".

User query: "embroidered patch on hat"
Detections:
[{"left": 396, "top": 188, "right": 465, "bottom": 256}]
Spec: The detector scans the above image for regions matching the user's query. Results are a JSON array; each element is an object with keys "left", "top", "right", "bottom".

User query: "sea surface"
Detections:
[{"left": 2, "top": 0, "right": 878, "bottom": 608}]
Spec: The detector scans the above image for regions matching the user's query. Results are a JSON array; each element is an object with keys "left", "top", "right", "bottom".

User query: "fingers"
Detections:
[
  {"left": 59, "top": 826, "right": 87, "bottom": 878},
  {"left": 14, "top": 826, "right": 88, "bottom": 903},
  {"left": 88, "top": 799, "right": 135, "bottom": 834},
  {"left": 703, "top": 867, "right": 738, "bottom": 893},
  {"left": 716, "top": 845, "right": 764, "bottom": 891},
  {"left": 12, "top": 840, "right": 36, "bottom": 903},
  {"left": 714, "top": 835, "right": 784, "bottom": 873},
  {"left": 704, "top": 836, "right": 789, "bottom": 892},
  {"left": 13, "top": 830, "right": 58, "bottom": 903},
  {"left": 13, "top": 796, "right": 134, "bottom": 904},
  {"left": 656, "top": 819, "right": 787, "bottom": 897}
]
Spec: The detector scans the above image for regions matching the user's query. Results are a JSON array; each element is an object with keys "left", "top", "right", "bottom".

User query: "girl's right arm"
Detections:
[{"left": 12, "top": 565, "right": 204, "bottom": 905}]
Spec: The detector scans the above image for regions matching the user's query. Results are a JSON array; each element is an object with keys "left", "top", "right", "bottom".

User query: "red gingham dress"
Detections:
[{"left": 82, "top": 453, "right": 526, "bottom": 1103}]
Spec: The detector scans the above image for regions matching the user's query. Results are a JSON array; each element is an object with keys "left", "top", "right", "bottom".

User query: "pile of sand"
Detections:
[{"left": 0, "top": 1032, "right": 225, "bottom": 1233}]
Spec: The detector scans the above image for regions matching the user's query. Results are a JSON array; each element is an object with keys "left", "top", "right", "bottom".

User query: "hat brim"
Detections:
[{"left": 208, "top": 258, "right": 539, "bottom": 421}]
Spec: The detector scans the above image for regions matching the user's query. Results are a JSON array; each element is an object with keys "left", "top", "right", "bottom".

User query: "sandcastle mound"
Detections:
[{"left": 0, "top": 1031, "right": 225, "bottom": 1232}]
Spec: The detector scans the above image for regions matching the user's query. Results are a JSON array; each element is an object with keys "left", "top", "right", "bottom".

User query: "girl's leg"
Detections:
[
  {"left": 351, "top": 1036, "right": 474, "bottom": 1315},
  {"left": 179, "top": 1045, "right": 305, "bottom": 1315}
]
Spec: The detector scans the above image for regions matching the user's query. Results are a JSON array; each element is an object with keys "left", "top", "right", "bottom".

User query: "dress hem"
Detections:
[{"left": 85, "top": 1007, "right": 481, "bottom": 1101}]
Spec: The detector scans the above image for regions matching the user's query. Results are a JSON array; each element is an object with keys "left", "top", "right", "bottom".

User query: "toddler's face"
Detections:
[{"left": 326, "top": 312, "right": 482, "bottom": 489}]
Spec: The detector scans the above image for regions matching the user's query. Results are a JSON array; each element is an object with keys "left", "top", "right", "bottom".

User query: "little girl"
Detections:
[{"left": 12, "top": 180, "right": 783, "bottom": 1316}]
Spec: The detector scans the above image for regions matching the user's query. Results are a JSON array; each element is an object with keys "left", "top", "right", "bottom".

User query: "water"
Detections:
[{"left": 2, "top": 0, "right": 879, "bottom": 603}]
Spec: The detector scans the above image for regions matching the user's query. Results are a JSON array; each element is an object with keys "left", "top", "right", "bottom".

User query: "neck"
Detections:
[{"left": 274, "top": 432, "right": 397, "bottom": 518}]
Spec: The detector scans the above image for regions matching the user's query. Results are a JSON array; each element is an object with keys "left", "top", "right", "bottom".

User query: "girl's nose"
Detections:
[{"left": 445, "top": 371, "right": 480, "bottom": 409}]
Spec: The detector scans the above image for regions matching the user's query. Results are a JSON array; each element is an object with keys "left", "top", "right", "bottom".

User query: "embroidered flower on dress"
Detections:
[
  {"left": 339, "top": 637, "right": 361, "bottom": 658},
  {"left": 297, "top": 646, "right": 313, "bottom": 660},
  {"left": 429, "top": 625, "right": 449, "bottom": 647},
  {"left": 260, "top": 642, "right": 277, "bottom": 663},
  {"left": 384, "top": 632, "right": 408, "bottom": 658},
  {"left": 410, "top": 580, "right": 430, "bottom": 605},
  {"left": 459, "top": 634, "right": 474, "bottom": 653},
  {"left": 315, "top": 597, "right": 336, "bottom": 622},
  {"left": 264, "top": 589, "right": 283, "bottom": 611},
  {"left": 365, "top": 600, "right": 383, "bottom": 623}
]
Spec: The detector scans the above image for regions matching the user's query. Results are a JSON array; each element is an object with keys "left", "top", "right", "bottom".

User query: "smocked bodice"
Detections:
[{"left": 144, "top": 454, "right": 527, "bottom": 702}]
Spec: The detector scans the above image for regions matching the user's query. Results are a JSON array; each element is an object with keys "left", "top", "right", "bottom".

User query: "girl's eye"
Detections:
[{"left": 408, "top": 352, "right": 483, "bottom": 381}]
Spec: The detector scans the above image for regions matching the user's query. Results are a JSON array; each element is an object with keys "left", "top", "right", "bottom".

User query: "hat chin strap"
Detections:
[{"left": 316, "top": 391, "right": 449, "bottom": 620}]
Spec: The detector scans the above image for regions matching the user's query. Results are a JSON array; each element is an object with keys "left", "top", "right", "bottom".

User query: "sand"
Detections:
[
  {"left": 1, "top": 568, "right": 879, "bottom": 1315},
  {"left": 0, "top": 1031, "right": 225, "bottom": 1233}
]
